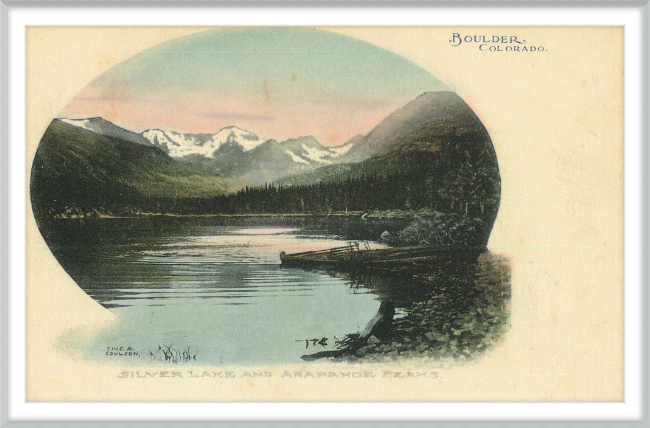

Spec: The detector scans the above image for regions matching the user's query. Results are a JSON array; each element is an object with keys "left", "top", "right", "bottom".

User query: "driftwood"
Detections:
[
  {"left": 300, "top": 349, "right": 346, "bottom": 362},
  {"left": 360, "top": 301, "right": 395, "bottom": 339},
  {"left": 300, "top": 301, "right": 396, "bottom": 362},
  {"left": 280, "top": 245, "right": 354, "bottom": 264}
]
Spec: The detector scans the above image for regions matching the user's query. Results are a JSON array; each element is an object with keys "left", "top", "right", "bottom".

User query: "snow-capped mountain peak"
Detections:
[
  {"left": 58, "top": 118, "right": 93, "bottom": 131},
  {"left": 56, "top": 117, "right": 153, "bottom": 147},
  {"left": 285, "top": 150, "right": 310, "bottom": 164},
  {"left": 213, "top": 126, "right": 264, "bottom": 151},
  {"left": 330, "top": 141, "right": 354, "bottom": 156},
  {"left": 301, "top": 143, "right": 333, "bottom": 164},
  {"left": 141, "top": 126, "right": 265, "bottom": 158}
]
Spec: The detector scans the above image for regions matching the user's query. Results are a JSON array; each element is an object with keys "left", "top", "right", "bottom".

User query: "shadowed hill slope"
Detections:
[{"left": 30, "top": 120, "right": 244, "bottom": 220}]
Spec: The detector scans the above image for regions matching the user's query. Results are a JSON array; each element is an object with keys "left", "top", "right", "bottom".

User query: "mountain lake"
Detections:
[{"left": 40, "top": 216, "right": 509, "bottom": 366}]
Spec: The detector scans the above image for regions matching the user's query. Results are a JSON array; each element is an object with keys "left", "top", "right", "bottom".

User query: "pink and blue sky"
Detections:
[{"left": 61, "top": 28, "right": 449, "bottom": 146}]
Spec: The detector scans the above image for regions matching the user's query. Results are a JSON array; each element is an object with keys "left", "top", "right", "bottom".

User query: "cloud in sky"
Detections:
[{"left": 60, "top": 28, "right": 449, "bottom": 145}]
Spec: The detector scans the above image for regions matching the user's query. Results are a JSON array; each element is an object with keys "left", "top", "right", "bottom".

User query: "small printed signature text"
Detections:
[{"left": 106, "top": 346, "right": 140, "bottom": 357}]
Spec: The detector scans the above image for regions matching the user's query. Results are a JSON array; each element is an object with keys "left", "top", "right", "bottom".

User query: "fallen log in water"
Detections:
[{"left": 281, "top": 245, "right": 486, "bottom": 275}]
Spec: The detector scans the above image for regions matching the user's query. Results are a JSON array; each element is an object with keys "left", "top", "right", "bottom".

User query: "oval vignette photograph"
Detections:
[{"left": 30, "top": 28, "right": 511, "bottom": 368}]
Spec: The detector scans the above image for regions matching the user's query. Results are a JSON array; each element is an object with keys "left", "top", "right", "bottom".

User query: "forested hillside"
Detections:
[{"left": 30, "top": 120, "right": 244, "bottom": 220}]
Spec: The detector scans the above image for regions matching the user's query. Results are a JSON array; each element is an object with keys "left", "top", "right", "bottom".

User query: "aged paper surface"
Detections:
[{"left": 26, "top": 26, "right": 623, "bottom": 402}]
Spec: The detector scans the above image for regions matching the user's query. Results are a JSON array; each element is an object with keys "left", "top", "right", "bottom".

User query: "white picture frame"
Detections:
[{"left": 1, "top": 1, "right": 645, "bottom": 425}]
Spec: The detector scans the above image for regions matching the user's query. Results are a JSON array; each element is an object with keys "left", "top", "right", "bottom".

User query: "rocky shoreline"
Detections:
[{"left": 323, "top": 252, "right": 511, "bottom": 364}]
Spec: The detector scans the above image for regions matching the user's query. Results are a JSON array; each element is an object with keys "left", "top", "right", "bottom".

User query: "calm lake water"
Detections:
[{"left": 41, "top": 216, "right": 510, "bottom": 366}]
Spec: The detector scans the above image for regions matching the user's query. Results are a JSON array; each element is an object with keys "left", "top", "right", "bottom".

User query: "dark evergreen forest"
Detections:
[{"left": 33, "top": 141, "right": 500, "bottom": 230}]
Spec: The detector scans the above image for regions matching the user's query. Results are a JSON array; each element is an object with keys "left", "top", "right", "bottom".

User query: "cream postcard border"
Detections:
[{"left": 5, "top": 4, "right": 644, "bottom": 423}]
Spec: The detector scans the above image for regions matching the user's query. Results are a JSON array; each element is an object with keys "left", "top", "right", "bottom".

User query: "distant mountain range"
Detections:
[
  {"left": 56, "top": 91, "right": 484, "bottom": 186},
  {"left": 132, "top": 91, "right": 490, "bottom": 183},
  {"left": 61, "top": 118, "right": 357, "bottom": 185},
  {"left": 31, "top": 91, "right": 501, "bottom": 232},
  {"left": 140, "top": 124, "right": 357, "bottom": 185}
]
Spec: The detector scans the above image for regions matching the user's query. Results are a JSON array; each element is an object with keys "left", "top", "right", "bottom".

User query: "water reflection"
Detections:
[{"left": 42, "top": 217, "right": 509, "bottom": 365}]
